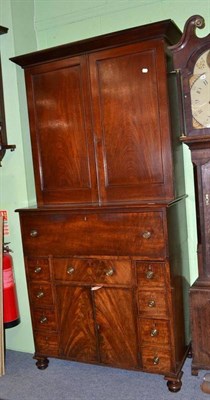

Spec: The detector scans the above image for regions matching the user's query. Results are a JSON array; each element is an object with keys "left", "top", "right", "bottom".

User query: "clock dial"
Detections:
[{"left": 190, "top": 50, "right": 210, "bottom": 129}]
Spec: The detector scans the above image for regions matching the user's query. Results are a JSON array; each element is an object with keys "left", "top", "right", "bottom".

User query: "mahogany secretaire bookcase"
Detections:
[{"left": 11, "top": 18, "right": 191, "bottom": 392}]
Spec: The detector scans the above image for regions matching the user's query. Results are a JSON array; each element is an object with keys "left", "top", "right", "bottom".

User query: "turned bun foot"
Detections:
[
  {"left": 35, "top": 357, "right": 49, "bottom": 370},
  {"left": 167, "top": 379, "right": 182, "bottom": 392}
]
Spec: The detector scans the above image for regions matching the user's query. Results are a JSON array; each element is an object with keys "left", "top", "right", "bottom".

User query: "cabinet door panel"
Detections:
[
  {"left": 25, "top": 57, "right": 98, "bottom": 206},
  {"left": 89, "top": 40, "right": 173, "bottom": 203},
  {"left": 56, "top": 285, "right": 98, "bottom": 362},
  {"left": 94, "top": 287, "right": 138, "bottom": 368}
]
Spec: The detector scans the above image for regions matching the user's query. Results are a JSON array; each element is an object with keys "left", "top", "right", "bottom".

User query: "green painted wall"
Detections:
[{"left": 1, "top": 0, "right": 209, "bottom": 353}]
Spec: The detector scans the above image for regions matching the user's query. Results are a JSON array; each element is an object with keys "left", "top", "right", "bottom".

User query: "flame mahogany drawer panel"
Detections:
[
  {"left": 26, "top": 258, "right": 50, "bottom": 281},
  {"left": 136, "top": 261, "right": 166, "bottom": 288},
  {"left": 141, "top": 347, "right": 172, "bottom": 373},
  {"left": 19, "top": 210, "right": 166, "bottom": 258},
  {"left": 29, "top": 282, "right": 54, "bottom": 306},
  {"left": 34, "top": 332, "right": 59, "bottom": 357},
  {"left": 139, "top": 318, "right": 170, "bottom": 346},
  {"left": 138, "top": 289, "right": 168, "bottom": 317},
  {"left": 52, "top": 258, "right": 133, "bottom": 285},
  {"left": 32, "top": 308, "right": 57, "bottom": 331}
]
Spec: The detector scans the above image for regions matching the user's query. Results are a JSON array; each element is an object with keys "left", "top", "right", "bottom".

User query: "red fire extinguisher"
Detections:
[{"left": 3, "top": 244, "right": 20, "bottom": 328}]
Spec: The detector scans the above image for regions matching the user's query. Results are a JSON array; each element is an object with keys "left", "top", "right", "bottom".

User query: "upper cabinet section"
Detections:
[{"left": 11, "top": 20, "right": 183, "bottom": 207}]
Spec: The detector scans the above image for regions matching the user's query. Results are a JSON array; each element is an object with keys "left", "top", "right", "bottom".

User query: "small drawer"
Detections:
[
  {"left": 136, "top": 262, "right": 166, "bottom": 288},
  {"left": 138, "top": 289, "right": 168, "bottom": 317},
  {"left": 29, "top": 283, "right": 53, "bottom": 306},
  {"left": 53, "top": 258, "right": 132, "bottom": 285},
  {"left": 138, "top": 318, "right": 170, "bottom": 345},
  {"left": 141, "top": 346, "right": 172, "bottom": 373},
  {"left": 27, "top": 258, "right": 50, "bottom": 281},
  {"left": 34, "top": 332, "right": 59, "bottom": 356},
  {"left": 32, "top": 308, "right": 57, "bottom": 331}
]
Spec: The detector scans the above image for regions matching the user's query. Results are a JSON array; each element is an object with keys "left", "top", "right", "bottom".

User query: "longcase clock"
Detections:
[{"left": 171, "top": 15, "right": 210, "bottom": 375}]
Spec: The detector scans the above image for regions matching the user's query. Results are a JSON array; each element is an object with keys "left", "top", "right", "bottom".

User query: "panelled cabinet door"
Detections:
[
  {"left": 56, "top": 283, "right": 138, "bottom": 368},
  {"left": 89, "top": 40, "right": 174, "bottom": 204},
  {"left": 56, "top": 285, "right": 98, "bottom": 362},
  {"left": 94, "top": 287, "right": 139, "bottom": 369},
  {"left": 25, "top": 56, "right": 98, "bottom": 206}
]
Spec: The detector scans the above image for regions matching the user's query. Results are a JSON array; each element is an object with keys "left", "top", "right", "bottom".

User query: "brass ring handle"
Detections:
[
  {"left": 30, "top": 230, "right": 38, "bottom": 237},
  {"left": 105, "top": 268, "right": 114, "bottom": 277},
  {"left": 153, "top": 356, "right": 159, "bottom": 365},
  {"left": 67, "top": 266, "right": 75, "bottom": 275},
  {"left": 36, "top": 291, "right": 44, "bottom": 299},
  {"left": 146, "top": 270, "right": 154, "bottom": 279},
  {"left": 34, "top": 267, "right": 42, "bottom": 273},
  {"left": 150, "top": 328, "right": 158, "bottom": 337},
  {"left": 142, "top": 231, "right": 151, "bottom": 239},
  {"left": 40, "top": 316, "right": 47, "bottom": 324},
  {"left": 148, "top": 299, "right": 156, "bottom": 308}
]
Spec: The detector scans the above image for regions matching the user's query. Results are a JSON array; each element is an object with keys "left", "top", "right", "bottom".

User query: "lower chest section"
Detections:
[{"left": 18, "top": 208, "right": 186, "bottom": 376}]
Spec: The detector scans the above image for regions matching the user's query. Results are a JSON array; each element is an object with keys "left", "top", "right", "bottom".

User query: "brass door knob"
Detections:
[
  {"left": 153, "top": 356, "right": 159, "bottom": 365},
  {"left": 148, "top": 299, "right": 156, "bottom": 308},
  {"left": 34, "top": 267, "right": 42, "bottom": 273},
  {"left": 150, "top": 328, "right": 158, "bottom": 337},
  {"left": 105, "top": 268, "right": 114, "bottom": 277},
  {"left": 67, "top": 266, "right": 75, "bottom": 275},
  {"left": 146, "top": 270, "right": 154, "bottom": 279},
  {"left": 142, "top": 231, "right": 151, "bottom": 239},
  {"left": 40, "top": 316, "right": 47, "bottom": 324},
  {"left": 30, "top": 230, "right": 38, "bottom": 237},
  {"left": 36, "top": 291, "right": 44, "bottom": 298}
]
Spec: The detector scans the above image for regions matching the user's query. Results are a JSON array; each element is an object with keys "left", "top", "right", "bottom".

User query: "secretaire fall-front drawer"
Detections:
[{"left": 19, "top": 210, "right": 166, "bottom": 258}]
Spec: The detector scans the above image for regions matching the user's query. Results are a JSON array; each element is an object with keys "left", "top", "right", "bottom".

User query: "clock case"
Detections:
[{"left": 171, "top": 15, "right": 210, "bottom": 375}]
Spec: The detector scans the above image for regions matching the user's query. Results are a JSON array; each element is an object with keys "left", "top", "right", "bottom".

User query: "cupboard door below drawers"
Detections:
[{"left": 56, "top": 285, "right": 98, "bottom": 362}]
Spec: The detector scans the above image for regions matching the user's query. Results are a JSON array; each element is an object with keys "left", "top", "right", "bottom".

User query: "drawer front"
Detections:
[
  {"left": 53, "top": 258, "right": 133, "bottom": 285},
  {"left": 136, "top": 262, "right": 166, "bottom": 288},
  {"left": 138, "top": 289, "right": 168, "bottom": 317},
  {"left": 19, "top": 211, "right": 166, "bottom": 257},
  {"left": 34, "top": 332, "right": 59, "bottom": 356},
  {"left": 139, "top": 318, "right": 170, "bottom": 345},
  {"left": 29, "top": 283, "right": 53, "bottom": 306},
  {"left": 26, "top": 258, "right": 50, "bottom": 281},
  {"left": 32, "top": 308, "right": 57, "bottom": 331},
  {"left": 141, "top": 347, "right": 172, "bottom": 372}
]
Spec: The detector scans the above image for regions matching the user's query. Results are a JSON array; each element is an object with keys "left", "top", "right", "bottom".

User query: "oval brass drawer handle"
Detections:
[
  {"left": 36, "top": 291, "right": 44, "bottom": 299},
  {"left": 105, "top": 268, "right": 114, "bottom": 277},
  {"left": 30, "top": 230, "right": 38, "bottom": 237},
  {"left": 142, "top": 231, "right": 151, "bottom": 239},
  {"left": 148, "top": 299, "right": 156, "bottom": 308},
  {"left": 153, "top": 356, "right": 159, "bottom": 365},
  {"left": 40, "top": 316, "right": 47, "bottom": 324},
  {"left": 67, "top": 266, "right": 75, "bottom": 275},
  {"left": 150, "top": 328, "right": 158, "bottom": 337},
  {"left": 34, "top": 267, "right": 42, "bottom": 274}
]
